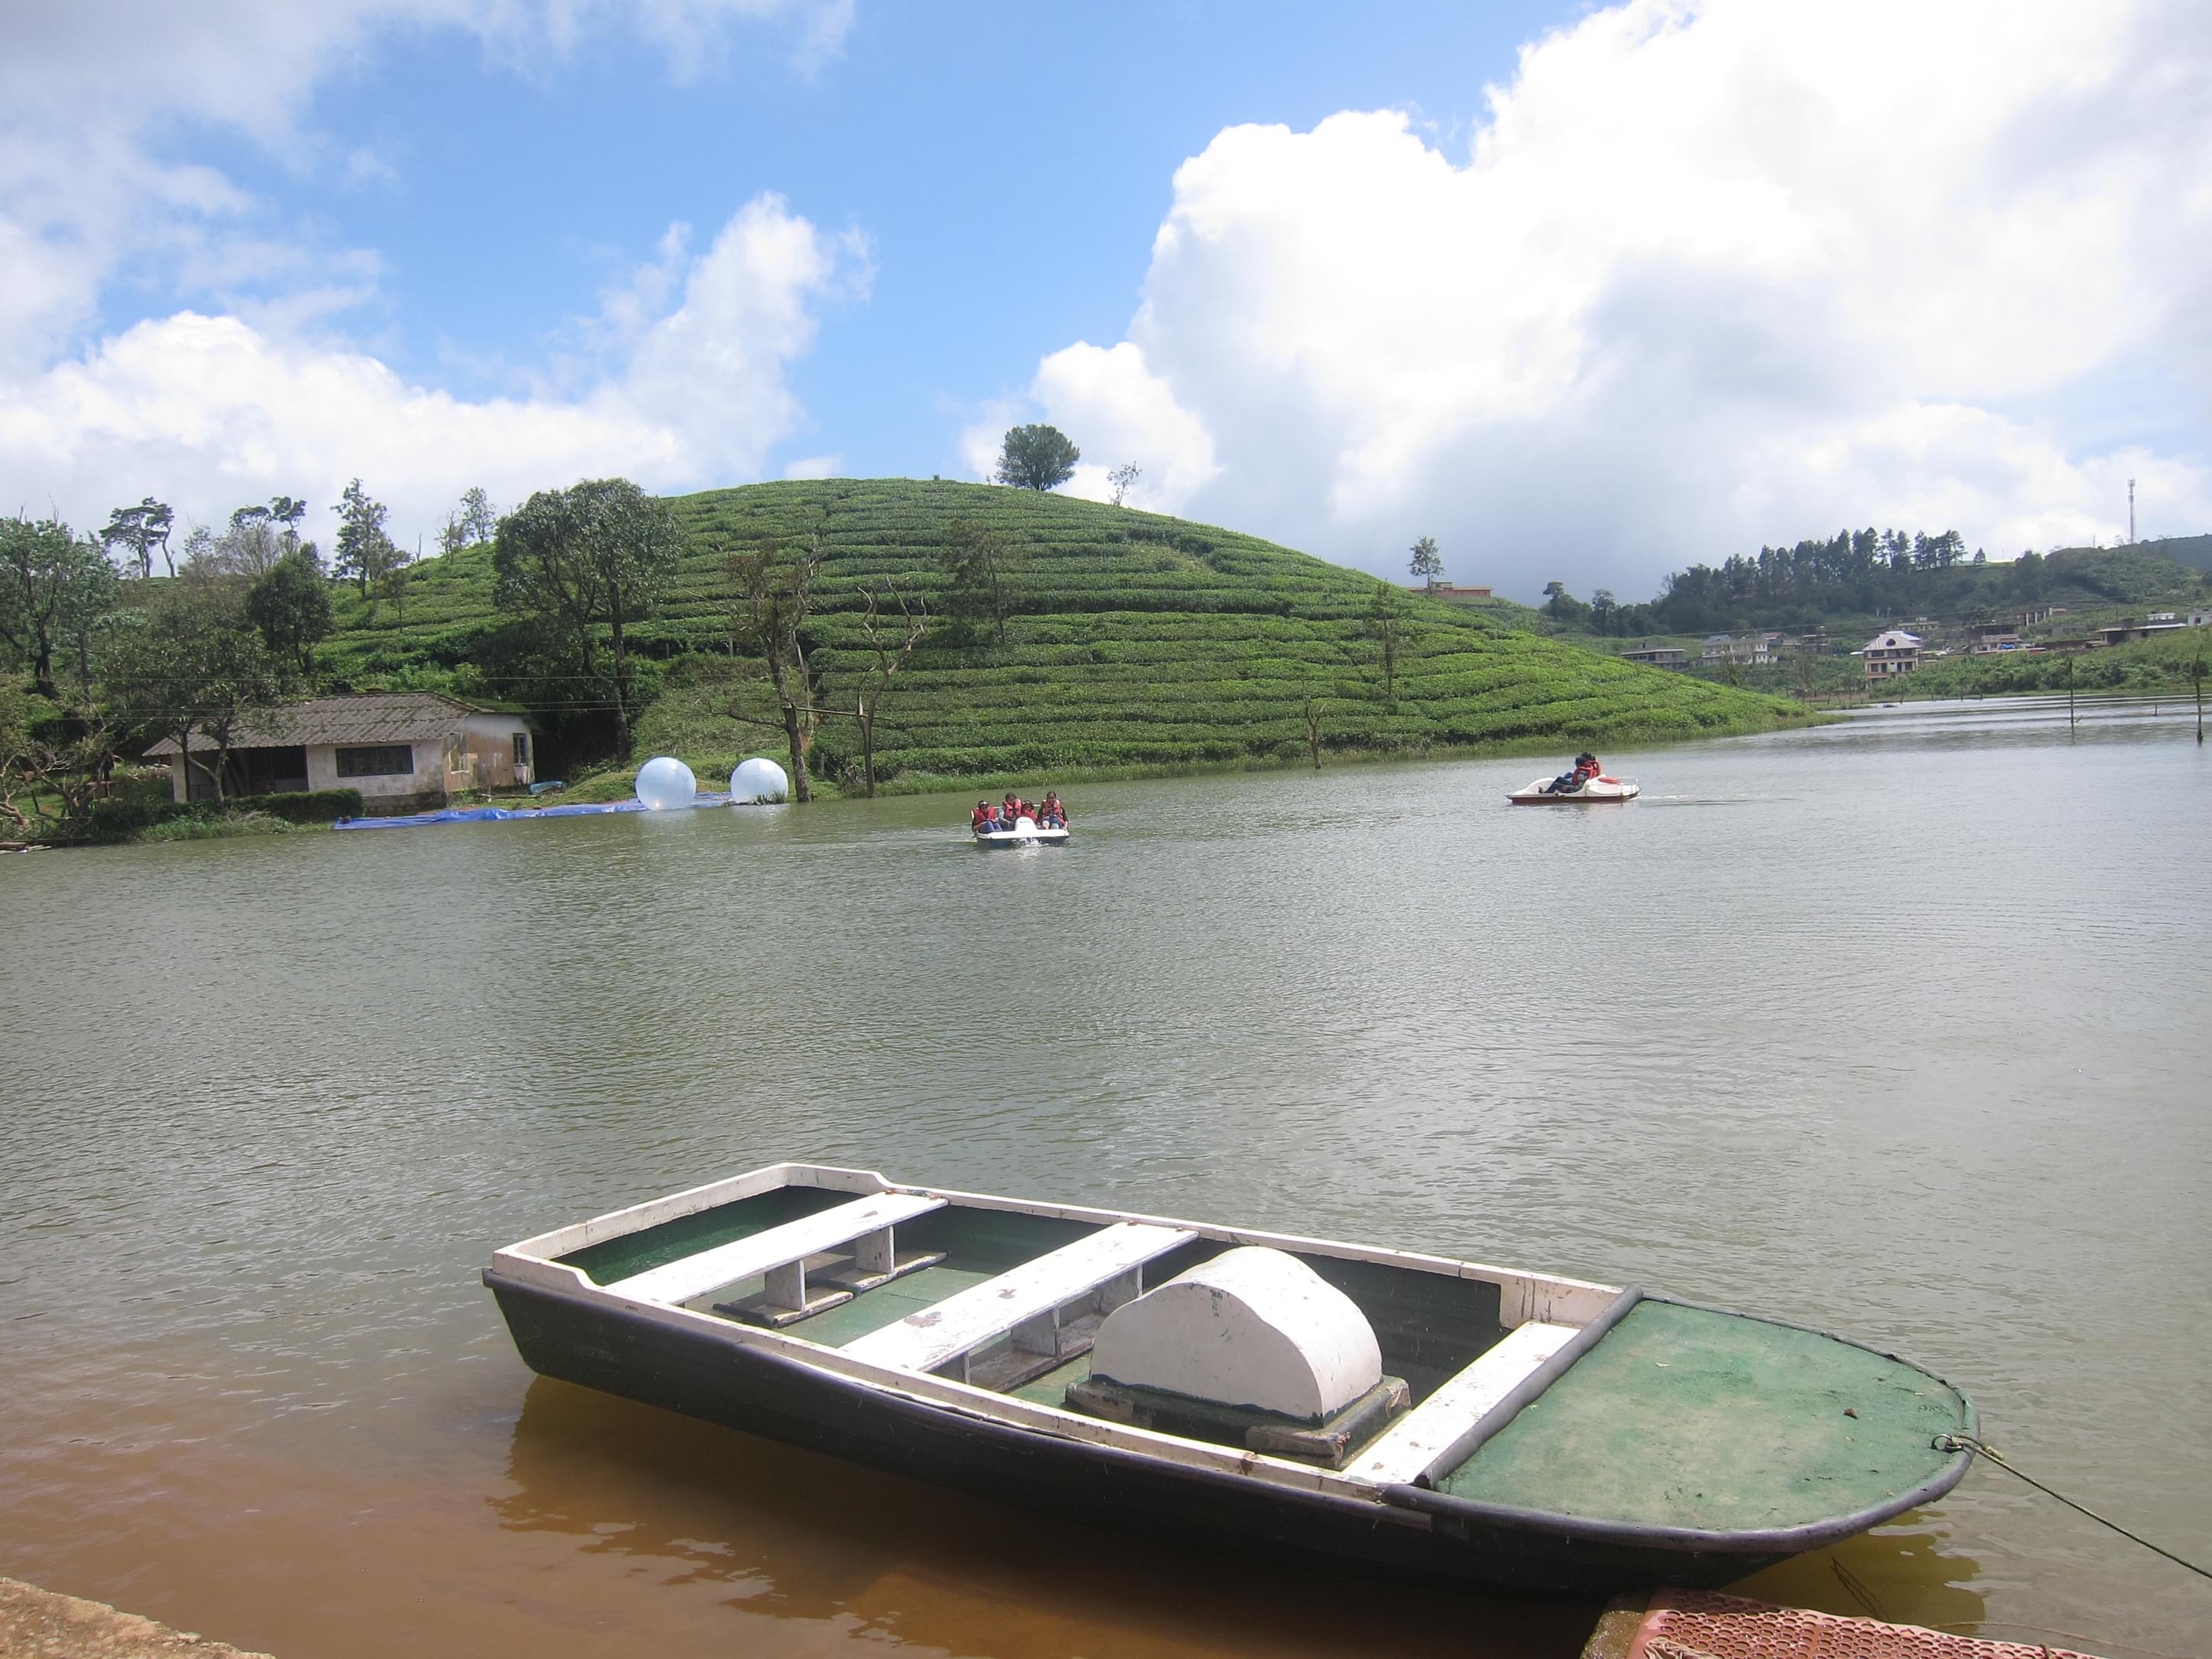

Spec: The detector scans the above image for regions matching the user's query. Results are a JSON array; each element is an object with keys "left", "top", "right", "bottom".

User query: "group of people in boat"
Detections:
[
  {"left": 1538, "top": 752, "right": 1604, "bottom": 795},
  {"left": 972, "top": 790, "right": 1068, "bottom": 833}
]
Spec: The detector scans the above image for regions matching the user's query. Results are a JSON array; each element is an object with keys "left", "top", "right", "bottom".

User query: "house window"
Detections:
[
  {"left": 336, "top": 743, "right": 416, "bottom": 777},
  {"left": 513, "top": 732, "right": 530, "bottom": 767}
]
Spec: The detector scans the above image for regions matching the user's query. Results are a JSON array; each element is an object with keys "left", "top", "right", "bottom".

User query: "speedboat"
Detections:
[
  {"left": 1508, "top": 774, "right": 1641, "bottom": 804},
  {"left": 974, "top": 815, "right": 1071, "bottom": 846},
  {"left": 486, "top": 1162, "right": 1974, "bottom": 1598}
]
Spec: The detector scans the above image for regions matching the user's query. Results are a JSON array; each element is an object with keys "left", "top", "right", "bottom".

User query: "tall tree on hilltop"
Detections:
[
  {"left": 101, "top": 498, "right": 174, "bottom": 578},
  {"left": 727, "top": 535, "right": 825, "bottom": 802},
  {"left": 495, "top": 478, "right": 680, "bottom": 758},
  {"left": 1409, "top": 535, "right": 1444, "bottom": 592},
  {"left": 0, "top": 516, "right": 119, "bottom": 700},
  {"left": 332, "top": 479, "right": 403, "bottom": 601},
  {"left": 994, "top": 424, "right": 1079, "bottom": 491},
  {"left": 439, "top": 486, "right": 498, "bottom": 557},
  {"left": 1108, "top": 463, "right": 1141, "bottom": 507}
]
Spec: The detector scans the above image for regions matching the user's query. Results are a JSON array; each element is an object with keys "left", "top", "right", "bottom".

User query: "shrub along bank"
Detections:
[{"left": 316, "top": 478, "right": 1813, "bottom": 788}]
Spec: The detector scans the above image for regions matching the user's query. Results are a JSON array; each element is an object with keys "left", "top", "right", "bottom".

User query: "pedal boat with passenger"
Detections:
[
  {"left": 972, "top": 815, "right": 1071, "bottom": 846},
  {"left": 1508, "top": 774, "right": 1641, "bottom": 804},
  {"left": 485, "top": 1162, "right": 1973, "bottom": 1598}
]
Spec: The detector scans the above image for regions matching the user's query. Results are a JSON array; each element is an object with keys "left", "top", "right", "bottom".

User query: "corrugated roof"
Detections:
[{"left": 145, "top": 693, "right": 516, "bottom": 756}]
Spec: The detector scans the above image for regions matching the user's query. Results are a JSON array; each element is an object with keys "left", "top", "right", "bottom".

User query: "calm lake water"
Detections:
[{"left": 2, "top": 697, "right": 2207, "bottom": 1659}]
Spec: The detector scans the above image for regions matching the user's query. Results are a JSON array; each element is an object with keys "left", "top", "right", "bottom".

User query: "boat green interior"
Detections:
[
  {"left": 1437, "top": 1300, "right": 1972, "bottom": 1528},
  {"left": 552, "top": 1181, "right": 1968, "bottom": 1528}
]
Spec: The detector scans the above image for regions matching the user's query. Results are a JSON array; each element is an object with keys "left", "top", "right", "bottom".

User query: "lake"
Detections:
[{"left": 2, "top": 697, "right": 2206, "bottom": 1658}]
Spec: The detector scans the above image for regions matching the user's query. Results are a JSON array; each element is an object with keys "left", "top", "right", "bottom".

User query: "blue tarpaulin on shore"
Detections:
[{"left": 335, "top": 793, "right": 733, "bottom": 830}]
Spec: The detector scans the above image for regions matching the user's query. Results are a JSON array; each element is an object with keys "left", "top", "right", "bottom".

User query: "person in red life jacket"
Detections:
[
  {"left": 972, "top": 800, "right": 997, "bottom": 833},
  {"left": 1003, "top": 791, "right": 1027, "bottom": 823},
  {"left": 1542, "top": 752, "right": 1601, "bottom": 795},
  {"left": 1039, "top": 790, "right": 1066, "bottom": 828}
]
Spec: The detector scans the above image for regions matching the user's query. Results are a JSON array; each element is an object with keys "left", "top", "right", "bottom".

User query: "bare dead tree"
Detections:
[
  {"left": 727, "top": 534, "right": 826, "bottom": 802},
  {"left": 848, "top": 577, "right": 929, "bottom": 797}
]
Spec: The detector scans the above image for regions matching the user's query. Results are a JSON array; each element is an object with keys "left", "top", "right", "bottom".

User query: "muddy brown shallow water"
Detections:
[{"left": 3, "top": 700, "right": 2207, "bottom": 1657}]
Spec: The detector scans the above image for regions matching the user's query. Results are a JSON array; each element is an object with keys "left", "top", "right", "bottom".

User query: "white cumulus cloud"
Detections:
[
  {"left": 0, "top": 194, "right": 865, "bottom": 545},
  {"left": 0, "top": 1, "right": 863, "bottom": 546},
  {"left": 994, "top": 0, "right": 2212, "bottom": 598}
]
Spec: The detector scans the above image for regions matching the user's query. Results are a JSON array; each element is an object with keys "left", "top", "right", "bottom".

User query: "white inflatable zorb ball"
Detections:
[
  {"left": 730, "top": 756, "right": 790, "bottom": 804},
  {"left": 634, "top": 755, "right": 697, "bottom": 811}
]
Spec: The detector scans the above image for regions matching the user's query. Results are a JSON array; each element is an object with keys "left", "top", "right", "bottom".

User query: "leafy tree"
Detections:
[
  {"left": 935, "top": 518, "right": 1018, "bottom": 644},
  {"left": 844, "top": 577, "right": 929, "bottom": 797},
  {"left": 103, "top": 574, "right": 281, "bottom": 801},
  {"left": 438, "top": 486, "right": 498, "bottom": 557},
  {"left": 1108, "top": 463, "right": 1141, "bottom": 507},
  {"left": 493, "top": 477, "right": 681, "bottom": 757},
  {"left": 332, "top": 478, "right": 402, "bottom": 600},
  {"left": 0, "top": 516, "right": 119, "bottom": 699},
  {"left": 727, "top": 536, "right": 826, "bottom": 801},
  {"left": 246, "top": 546, "right": 334, "bottom": 679},
  {"left": 994, "top": 424, "right": 1079, "bottom": 491},
  {"left": 1541, "top": 580, "right": 1591, "bottom": 626},
  {"left": 207, "top": 504, "right": 287, "bottom": 578},
  {"left": 0, "top": 680, "right": 118, "bottom": 840},
  {"left": 1366, "top": 580, "right": 1407, "bottom": 705},
  {"left": 1409, "top": 535, "right": 1444, "bottom": 591},
  {"left": 1589, "top": 588, "right": 1618, "bottom": 635},
  {"left": 101, "top": 498, "right": 174, "bottom": 578}
]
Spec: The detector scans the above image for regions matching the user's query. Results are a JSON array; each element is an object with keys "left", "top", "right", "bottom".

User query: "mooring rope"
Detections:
[{"left": 1937, "top": 1433, "right": 2212, "bottom": 1582}]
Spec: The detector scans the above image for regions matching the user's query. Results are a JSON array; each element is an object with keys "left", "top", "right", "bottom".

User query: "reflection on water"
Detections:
[
  {"left": 2, "top": 700, "right": 2207, "bottom": 1657},
  {"left": 495, "top": 1378, "right": 1589, "bottom": 1657},
  {"left": 1734, "top": 1518, "right": 1986, "bottom": 1631}
]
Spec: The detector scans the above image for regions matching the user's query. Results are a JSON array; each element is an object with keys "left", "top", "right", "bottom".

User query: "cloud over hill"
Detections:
[{"left": 1002, "top": 0, "right": 2212, "bottom": 598}]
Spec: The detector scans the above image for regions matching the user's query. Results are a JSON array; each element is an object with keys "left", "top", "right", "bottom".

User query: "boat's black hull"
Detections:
[{"left": 486, "top": 1273, "right": 1789, "bottom": 1599}]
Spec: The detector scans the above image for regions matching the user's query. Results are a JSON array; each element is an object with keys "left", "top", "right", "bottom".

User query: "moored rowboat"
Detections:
[{"left": 485, "top": 1163, "right": 1973, "bottom": 1598}]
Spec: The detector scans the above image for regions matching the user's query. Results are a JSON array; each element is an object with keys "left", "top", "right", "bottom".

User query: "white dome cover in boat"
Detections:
[{"left": 1088, "top": 1247, "right": 1383, "bottom": 1420}]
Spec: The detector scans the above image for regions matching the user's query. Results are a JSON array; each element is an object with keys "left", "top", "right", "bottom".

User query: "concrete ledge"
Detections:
[{"left": 0, "top": 1578, "right": 272, "bottom": 1657}]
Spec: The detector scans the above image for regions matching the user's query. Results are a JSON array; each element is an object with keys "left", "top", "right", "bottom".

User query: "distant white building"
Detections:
[
  {"left": 1701, "top": 633, "right": 1776, "bottom": 666},
  {"left": 1860, "top": 630, "right": 1923, "bottom": 681}
]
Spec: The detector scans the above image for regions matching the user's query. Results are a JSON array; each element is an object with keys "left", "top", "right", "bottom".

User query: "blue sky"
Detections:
[
  {"left": 5, "top": 0, "right": 2209, "bottom": 601},
  {"left": 174, "top": 3, "right": 1565, "bottom": 472}
]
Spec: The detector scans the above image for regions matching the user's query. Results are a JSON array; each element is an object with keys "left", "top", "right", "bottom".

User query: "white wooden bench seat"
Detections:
[
  {"left": 845, "top": 1221, "right": 1195, "bottom": 1388},
  {"left": 1345, "top": 1318, "right": 1578, "bottom": 1486},
  {"left": 607, "top": 1190, "right": 945, "bottom": 1324}
]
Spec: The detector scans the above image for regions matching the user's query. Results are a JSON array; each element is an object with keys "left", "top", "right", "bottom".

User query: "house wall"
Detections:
[
  {"left": 315, "top": 741, "right": 443, "bottom": 811},
  {"left": 440, "top": 714, "right": 534, "bottom": 793}
]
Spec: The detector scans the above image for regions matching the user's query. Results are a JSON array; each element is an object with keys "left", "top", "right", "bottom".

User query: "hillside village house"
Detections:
[
  {"left": 1860, "top": 630, "right": 1923, "bottom": 681},
  {"left": 1700, "top": 633, "right": 1777, "bottom": 666},
  {"left": 1621, "top": 646, "right": 1689, "bottom": 668},
  {"left": 147, "top": 692, "right": 534, "bottom": 813},
  {"left": 1405, "top": 582, "right": 1495, "bottom": 601}
]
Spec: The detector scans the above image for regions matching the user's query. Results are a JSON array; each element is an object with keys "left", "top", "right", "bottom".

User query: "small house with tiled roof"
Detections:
[{"left": 145, "top": 692, "right": 534, "bottom": 813}]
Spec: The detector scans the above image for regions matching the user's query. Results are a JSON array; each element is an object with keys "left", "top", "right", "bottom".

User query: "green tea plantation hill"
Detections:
[{"left": 317, "top": 478, "right": 1810, "bottom": 788}]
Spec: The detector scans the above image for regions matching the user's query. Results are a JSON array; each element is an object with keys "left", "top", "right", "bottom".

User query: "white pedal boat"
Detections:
[
  {"left": 974, "top": 816, "right": 1071, "bottom": 846},
  {"left": 1508, "top": 775, "right": 1640, "bottom": 804}
]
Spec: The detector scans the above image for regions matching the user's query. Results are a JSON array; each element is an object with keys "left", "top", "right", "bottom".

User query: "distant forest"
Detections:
[{"left": 1550, "top": 530, "right": 2210, "bottom": 637}]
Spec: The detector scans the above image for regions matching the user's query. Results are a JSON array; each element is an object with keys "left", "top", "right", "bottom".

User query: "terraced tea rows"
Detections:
[{"left": 316, "top": 478, "right": 1806, "bottom": 784}]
